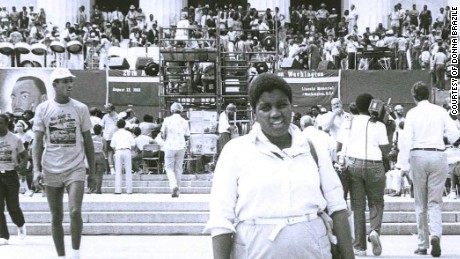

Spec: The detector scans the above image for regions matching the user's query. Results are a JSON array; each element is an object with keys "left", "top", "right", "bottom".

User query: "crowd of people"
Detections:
[{"left": 0, "top": 2, "right": 453, "bottom": 81}]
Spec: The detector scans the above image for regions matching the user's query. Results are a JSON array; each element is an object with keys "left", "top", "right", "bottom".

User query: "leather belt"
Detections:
[
  {"left": 348, "top": 157, "right": 382, "bottom": 164},
  {"left": 411, "top": 148, "right": 445, "bottom": 152},
  {"left": 0, "top": 170, "right": 15, "bottom": 174},
  {"left": 243, "top": 213, "right": 318, "bottom": 241}
]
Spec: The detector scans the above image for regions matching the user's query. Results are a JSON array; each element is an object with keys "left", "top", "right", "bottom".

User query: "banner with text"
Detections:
[
  {"left": 276, "top": 70, "right": 340, "bottom": 111},
  {"left": 108, "top": 70, "right": 160, "bottom": 106}
]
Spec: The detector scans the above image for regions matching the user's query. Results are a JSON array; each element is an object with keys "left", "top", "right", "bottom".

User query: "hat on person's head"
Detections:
[
  {"left": 320, "top": 3, "right": 326, "bottom": 8},
  {"left": 118, "top": 111, "right": 127, "bottom": 119},
  {"left": 104, "top": 103, "right": 115, "bottom": 111},
  {"left": 129, "top": 5, "right": 135, "bottom": 10},
  {"left": 386, "top": 29, "right": 394, "bottom": 35},
  {"left": 50, "top": 68, "right": 75, "bottom": 83},
  {"left": 332, "top": 8, "right": 336, "bottom": 11},
  {"left": 170, "top": 102, "right": 183, "bottom": 113},
  {"left": 126, "top": 108, "right": 133, "bottom": 113},
  {"left": 226, "top": 103, "right": 237, "bottom": 112},
  {"left": 394, "top": 104, "right": 404, "bottom": 111}
]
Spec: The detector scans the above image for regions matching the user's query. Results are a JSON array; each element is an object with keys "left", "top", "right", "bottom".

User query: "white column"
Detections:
[
  {"left": 248, "top": 0, "right": 289, "bottom": 22},
  {"left": 349, "top": 0, "right": 386, "bottom": 34},
  {"left": 140, "top": 0, "right": 186, "bottom": 27},
  {"left": 36, "top": 0, "right": 90, "bottom": 30}
]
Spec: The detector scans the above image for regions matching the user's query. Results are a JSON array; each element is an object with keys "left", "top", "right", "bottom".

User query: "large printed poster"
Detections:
[{"left": 0, "top": 68, "right": 106, "bottom": 115}]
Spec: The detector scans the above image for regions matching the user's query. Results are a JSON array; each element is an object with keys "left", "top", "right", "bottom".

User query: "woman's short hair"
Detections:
[
  {"left": 249, "top": 74, "right": 292, "bottom": 109},
  {"left": 355, "top": 93, "right": 374, "bottom": 113},
  {"left": 348, "top": 102, "right": 359, "bottom": 115},
  {"left": 412, "top": 81, "right": 430, "bottom": 101}
]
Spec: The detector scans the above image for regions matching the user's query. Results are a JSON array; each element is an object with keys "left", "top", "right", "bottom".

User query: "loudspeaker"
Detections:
[
  {"left": 135, "top": 57, "right": 154, "bottom": 70},
  {"left": 108, "top": 57, "right": 129, "bottom": 69},
  {"left": 317, "top": 60, "right": 336, "bottom": 70},
  {"left": 280, "top": 58, "right": 302, "bottom": 69},
  {"left": 145, "top": 62, "right": 160, "bottom": 76},
  {"left": 254, "top": 62, "right": 268, "bottom": 74},
  {"left": 263, "top": 35, "right": 275, "bottom": 49}
]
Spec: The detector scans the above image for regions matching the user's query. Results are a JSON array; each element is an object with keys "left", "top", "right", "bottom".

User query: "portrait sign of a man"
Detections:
[{"left": 11, "top": 76, "right": 48, "bottom": 115}]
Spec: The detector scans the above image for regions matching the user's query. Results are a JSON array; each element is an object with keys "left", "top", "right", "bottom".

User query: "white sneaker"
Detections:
[
  {"left": 18, "top": 225, "right": 27, "bottom": 240},
  {"left": 449, "top": 192, "right": 457, "bottom": 199},
  {"left": 24, "top": 190, "right": 34, "bottom": 197},
  {"left": 354, "top": 248, "right": 367, "bottom": 256},
  {"left": 0, "top": 238, "right": 8, "bottom": 245}
]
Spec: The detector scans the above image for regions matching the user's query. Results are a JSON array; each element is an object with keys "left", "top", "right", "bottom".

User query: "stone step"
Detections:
[
  {"left": 13, "top": 197, "right": 460, "bottom": 212},
  {"left": 100, "top": 180, "right": 213, "bottom": 188},
  {"left": 14, "top": 199, "right": 210, "bottom": 212},
  {"left": 102, "top": 174, "right": 213, "bottom": 181},
  {"left": 7, "top": 211, "right": 460, "bottom": 224},
  {"left": 7, "top": 222, "right": 460, "bottom": 235},
  {"left": 8, "top": 223, "right": 206, "bottom": 235},
  {"left": 6, "top": 195, "right": 460, "bottom": 235},
  {"left": 99, "top": 186, "right": 211, "bottom": 194},
  {"left": 7, "top": 211, "right": 209, "bottom": 224}
]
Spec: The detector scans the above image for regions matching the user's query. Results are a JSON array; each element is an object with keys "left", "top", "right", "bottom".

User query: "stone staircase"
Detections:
[
  {"left": 7, "top": 174, "right": 460, "bottom": 235},
  {"left": 98, "top": 174, "right": 213, "bottom": 194}
]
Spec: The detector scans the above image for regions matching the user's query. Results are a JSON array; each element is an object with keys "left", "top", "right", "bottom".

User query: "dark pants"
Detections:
[
  {"left": 397, "top": 51, "right": 407, "bottom": 70},
  {"left": 0, "top": 171, "right": 25, "bottom": 240},
  {"left": 92, "top": 153, "right": 106, "bottom": 193},
  {"left": 348, "top": 52, "right": 356, "bottom": 70},
  {"left": 338, "top": 169, "right": 350, "bottom": 200},
  {"left": 434, "top": 64, "right": 446, "bottom": 90},
  {"left": 347, "top": 159, "right": 385, "bottom": 251}
]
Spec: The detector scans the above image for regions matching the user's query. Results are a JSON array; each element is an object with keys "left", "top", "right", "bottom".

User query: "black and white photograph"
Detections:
[{"left": 0, "top": 1, "right": 459, "bottom": 259}]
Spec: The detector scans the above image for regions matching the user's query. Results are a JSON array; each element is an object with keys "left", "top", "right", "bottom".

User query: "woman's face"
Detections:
[
  {"left": 15, "top": 123, "right": 24, "bottom": 133},
  {"left": 255, "top": 89, "right": 292, "bottom": 139}
]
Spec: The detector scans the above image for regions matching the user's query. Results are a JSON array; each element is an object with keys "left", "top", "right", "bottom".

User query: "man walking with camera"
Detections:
[
  {"left": 337, "top": 93, "right": 390, "bottom": 256},
  {"left": 401, "top": 82, "right": 459, "bottom": 257}
]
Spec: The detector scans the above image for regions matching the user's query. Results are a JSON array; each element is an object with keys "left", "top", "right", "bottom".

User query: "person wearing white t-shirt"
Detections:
[
  {"left": 0, "top": 114, "right": 28, "bottom": 246},
  {"left": 160, "top": 102, "right": 190, "bottom": 197},
  {"left": 337, "top": 93, "right": 390, "bottom": 256},
  {"left": 32, "top": 68, "right": 95, "bottom": 259}
]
